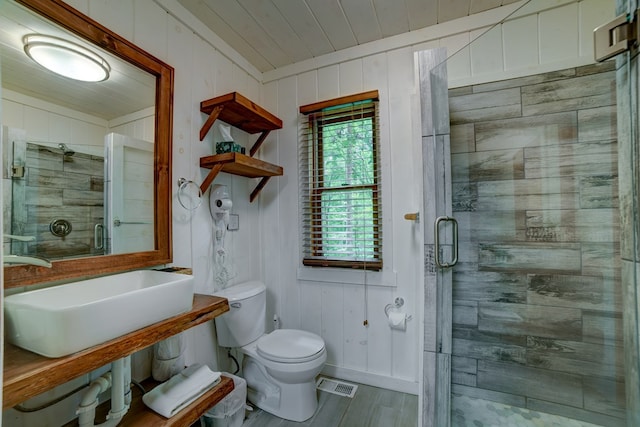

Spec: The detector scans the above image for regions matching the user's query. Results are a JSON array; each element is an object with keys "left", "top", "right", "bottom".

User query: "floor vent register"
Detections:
[{"left": 316, "top": 377, "right": 358, "bottom": 398}]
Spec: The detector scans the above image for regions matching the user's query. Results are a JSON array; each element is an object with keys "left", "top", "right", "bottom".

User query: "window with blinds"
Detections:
[{"left": 299, "top": 90, "right": 382, "bottom": 271}]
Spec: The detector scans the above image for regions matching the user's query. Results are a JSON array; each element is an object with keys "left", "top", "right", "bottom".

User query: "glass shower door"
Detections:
[
  {"left": 428, "top": 1, "right": 627, "bottom": 426},
  {"left": 447, "top": 60, "right": 624, "bottom": 427}
]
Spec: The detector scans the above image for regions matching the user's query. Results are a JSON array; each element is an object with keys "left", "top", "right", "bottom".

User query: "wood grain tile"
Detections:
[
  {"left": 477, "top": 360, "right": 583, "bottom": 407},
  {"left": 575, "top": 61, "right": 616, "bottom": 76},
  {"left": 475, "top": 112, "right": 577, "bottom": 151},
  {"left": 581, "top": 243, "right": 621, "bottom": 277},
  {"left": 452, "top": 270, "right": 527, "bottom": 303},
  {"left": 308, "top": 392, "right": 351, "bottom": 426},
  {"left": 525, "top": 208, "right": 619, "bottom": 243},
  {"left": 451, "top": 149, "right": 524, "bottom": 182},
  {"left": 582, "top": 311, "right": 623, "bottom": 346},
  {"left": 578, "top": 106, "right": 617, "bottom": 142},
  {"left": 477, "top": 176, "right": 580, "bottom": 196},
  {"left": 450, "top": 123, "right": 475, "bottom": 154},
  {"left": 453, "top": 337, "right": 526, "bottom": 364},
  {"left": 583, "top": 376, "right": 626, "bottom": 419},
  {"left": 524, "top": 141, "right": 617, "bottom": 179},
  {"left": 452, "top": 300, "right": 478, "bottom": 326},
  {"left": 449, "top": 88, "right": 521, "bottom": 124},
  {"left": 451, "top": 183, "right": 477, "bottom": 212},
  {"left": 478, "top": 243, "right": 582, "bottom": 274},
  {"left": 478, "top": 302, "right": 582, "bottom": 340},
  {"left": 527, "top": 274, "right": 621, "bottom": 312},
  {"left": 455, "top": 212, "right": 522, "bottom": 242},
  {"left": 526, "top": 336, "right": 624, "bottom": 381},
  {"left": 521, "top": 71, "right": 616, "bottom": 116},
  {"left": 471, "top": 68, "right": 576, "bottom": 93},
  {"left": 451, "top": 356, "right": 477, "bottom": 387},
  {"left": 580, "top": 175, "right": 618, "bottom": 208},
  {"left": 451, "top": 383, "right": 526, "bottom": 408}
]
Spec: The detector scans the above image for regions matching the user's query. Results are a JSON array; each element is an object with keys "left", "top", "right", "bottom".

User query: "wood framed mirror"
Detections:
[{"left": 3, "top": 0, "right": 173, "bottom": 288}]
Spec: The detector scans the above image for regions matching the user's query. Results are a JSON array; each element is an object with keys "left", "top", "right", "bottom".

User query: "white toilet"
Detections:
[{"left": 213, "top": 281, "right": 327, "bottom": 422}]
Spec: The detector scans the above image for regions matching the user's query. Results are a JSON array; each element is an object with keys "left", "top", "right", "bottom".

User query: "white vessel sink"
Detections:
[{"left": 4, "top": 270, "right": 194, "bottom": 358}]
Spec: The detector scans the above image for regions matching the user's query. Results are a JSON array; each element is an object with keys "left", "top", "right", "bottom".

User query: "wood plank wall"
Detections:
[{"left": 448, "top": 61, "right": 625, "bottom": 426}]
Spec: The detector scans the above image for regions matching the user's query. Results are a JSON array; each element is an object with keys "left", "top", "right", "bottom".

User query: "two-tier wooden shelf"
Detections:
[
  {"left": 199, "top": 92, "right": 283, "bottom": 202},
  {"left": 4, "top": 294, "right": 232, "bottom": 426}
]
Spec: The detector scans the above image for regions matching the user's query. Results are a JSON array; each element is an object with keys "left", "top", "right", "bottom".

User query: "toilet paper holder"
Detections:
[{"left": 384, "top": 297, "right": 412, "bottom": 321}]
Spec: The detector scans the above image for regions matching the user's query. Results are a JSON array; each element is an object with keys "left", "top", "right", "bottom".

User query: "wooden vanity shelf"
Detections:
[
  {"left": 4, "top": 294, "right": 231, "bottom": 424},
  {"left": 199, "top": 92, "right": 283, "bottom": 201}
]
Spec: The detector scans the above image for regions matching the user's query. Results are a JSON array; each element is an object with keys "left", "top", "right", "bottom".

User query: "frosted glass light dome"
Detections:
[{"left": 23, "top": 34, "right": 110, "bottom": 82}]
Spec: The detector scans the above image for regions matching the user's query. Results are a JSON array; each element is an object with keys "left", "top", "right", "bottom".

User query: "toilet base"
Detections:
[{"left": 243, "top": 356, "right": 320, "bottom": 422}]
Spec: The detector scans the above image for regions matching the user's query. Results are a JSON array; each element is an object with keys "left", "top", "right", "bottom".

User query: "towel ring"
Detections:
[{"left": 177, "top": 178, "right": 202, "bottom": 211}]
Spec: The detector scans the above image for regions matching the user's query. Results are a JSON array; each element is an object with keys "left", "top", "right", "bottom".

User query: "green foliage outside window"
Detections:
[
  {"left": 316, "top": 116, "right": 379, "bottom": 263},
  {"left": 301, "top": 93, "right": 381, "bottom": 270}
]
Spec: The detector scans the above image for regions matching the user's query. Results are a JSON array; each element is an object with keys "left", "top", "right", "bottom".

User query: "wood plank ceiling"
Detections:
[{"left": 178, "top": 0, "right": 521, "bottom": 72}]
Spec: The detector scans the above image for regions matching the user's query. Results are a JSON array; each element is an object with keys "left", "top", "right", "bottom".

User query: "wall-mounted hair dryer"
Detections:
[{"left": 210, "top": 184, "right": 232, "bottom": 224}]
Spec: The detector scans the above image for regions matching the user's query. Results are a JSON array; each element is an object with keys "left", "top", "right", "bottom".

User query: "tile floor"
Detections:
[
  {"left": 201, "top": 381, "right": 610, "bottom": 426},
  {"left": 240, "top": 380, "right": 418, "bottom": 427}
]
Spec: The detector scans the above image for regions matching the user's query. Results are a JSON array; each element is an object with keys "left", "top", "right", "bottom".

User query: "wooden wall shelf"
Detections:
[
  {"left": 199, "top": 92, "right": 283, "bottom": 201},
  {"left": 200, "top": 92, "right": 282, "bottom": 137},
  {"left": 3, "top": 294, "right": 230, "bottom": 410},
  {"left": 200, "top": 153, "right": 283, "bottom": 202}
]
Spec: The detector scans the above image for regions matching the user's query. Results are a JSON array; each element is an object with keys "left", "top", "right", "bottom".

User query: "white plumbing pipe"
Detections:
[
  {"left": 107, "top": 358, "right": 128, "bottom": 423},
  {"left": 123, "top": 356, "right": 132, "bottom": 405},
  {"left": 77, "top": 373, "right": 111, "bottom": 427},
  {"left": 76, "top": 357, "right": 130, "bottom": 427},
  {"left": 152, "top": 335, "right": 184, "bottom": 381}
]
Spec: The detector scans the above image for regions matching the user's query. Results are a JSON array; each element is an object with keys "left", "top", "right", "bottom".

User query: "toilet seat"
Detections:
[{"left": 257, "top": 329, "right": 325, "bottom": 363}]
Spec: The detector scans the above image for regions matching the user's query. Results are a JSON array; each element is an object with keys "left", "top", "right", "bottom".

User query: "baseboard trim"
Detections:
[{"left": 321, "top": 364, "right": 419, "bottom": 395}]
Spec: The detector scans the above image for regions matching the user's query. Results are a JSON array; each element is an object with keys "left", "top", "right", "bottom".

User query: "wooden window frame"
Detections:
[{"left": 299, "top": 91, "right": 382, "bottom": 271}]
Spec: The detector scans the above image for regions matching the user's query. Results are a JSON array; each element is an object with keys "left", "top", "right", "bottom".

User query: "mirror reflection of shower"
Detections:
[
  {"left": 58, "top": 143, "right": 75, "bottom": 155},
  {"left": 3, "top": 126, "right": 107, "bottom": 260},
  {"left": 58, "top": 143, "right": 75, "bottom": 160}
]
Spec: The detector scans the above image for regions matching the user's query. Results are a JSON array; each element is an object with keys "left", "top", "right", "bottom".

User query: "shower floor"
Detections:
[{"left": 451, "top": 395, "right": 603, "bottom": 427}]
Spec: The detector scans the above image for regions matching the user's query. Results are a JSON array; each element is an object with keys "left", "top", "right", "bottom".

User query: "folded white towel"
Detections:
[{"left": 142, "top": 363, "right": 221, "bottom": 418}]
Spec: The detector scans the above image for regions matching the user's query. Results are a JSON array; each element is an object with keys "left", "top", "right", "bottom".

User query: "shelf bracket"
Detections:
[
  {"left": 250, "top": 177, "right": 271, "bottom": 203},
  {"left": 249, "top": 130, "right": 271, "bottom": 157},
  {"left": 199, "top": 105, "right": 225, "bottom": 141},
  {"left": 200, "top": 163, "right": 224, "bottom": 195}
]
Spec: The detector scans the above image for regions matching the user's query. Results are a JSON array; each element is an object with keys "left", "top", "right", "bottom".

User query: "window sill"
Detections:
[{"left": 297, "top": 265, "right": 397, "bottom": 287}]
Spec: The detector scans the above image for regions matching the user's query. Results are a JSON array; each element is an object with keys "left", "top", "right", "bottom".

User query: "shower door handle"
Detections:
[
  {"left": 434, "top": 216, "right": 458, "bottom": 268},
  {"left": 94, "top": 224, "right": 104, "bottom": 250}
]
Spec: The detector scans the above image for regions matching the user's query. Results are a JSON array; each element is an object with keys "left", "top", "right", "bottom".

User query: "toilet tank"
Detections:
[{"left": 213, "top": 281, "right": 266, "bottom": 347}]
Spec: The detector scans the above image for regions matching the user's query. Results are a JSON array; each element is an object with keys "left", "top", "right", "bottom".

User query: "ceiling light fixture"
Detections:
[{"left": 23, "top": 34, "right": 110, "bottom": 82}]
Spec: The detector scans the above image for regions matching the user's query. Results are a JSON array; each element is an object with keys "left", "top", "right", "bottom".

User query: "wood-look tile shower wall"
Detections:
[
  {"left": 448, "top": 61, "right": 624, "bottom": 426},
  {"left": 16, "top": 143, "right": 104, "bottom": 258}
]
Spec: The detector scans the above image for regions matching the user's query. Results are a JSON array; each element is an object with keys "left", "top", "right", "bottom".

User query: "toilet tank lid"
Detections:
[{"left": 213, "top": 281, "right": 266, "bottom": 301}]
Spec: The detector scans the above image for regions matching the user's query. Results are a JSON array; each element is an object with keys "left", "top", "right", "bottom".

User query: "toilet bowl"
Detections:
[{"left": 213, "top": 281, "right": 327, "bottom": 422}]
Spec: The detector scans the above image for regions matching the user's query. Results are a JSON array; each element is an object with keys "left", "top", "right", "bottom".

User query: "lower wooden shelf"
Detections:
[
  {"left": 62, "top": 375, "right": 235, "bottom": 427},
  {"left": 122, "top": 376, "right": 234, "bottom": 426},
  {"left": 62, "top": 376, "right": 234, "bottom": 427},
  {"left": 199, "top": 152, "right": 284, "bottom": 202},
  {"left": 199, "top": 152, "right": 283, "bottom": 178}
]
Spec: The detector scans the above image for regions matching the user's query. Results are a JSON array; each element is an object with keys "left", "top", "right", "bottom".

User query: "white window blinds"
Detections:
[{"left": 299, "top": 91, "right": 382, "bottom": 271}]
